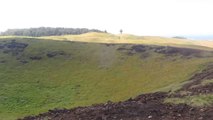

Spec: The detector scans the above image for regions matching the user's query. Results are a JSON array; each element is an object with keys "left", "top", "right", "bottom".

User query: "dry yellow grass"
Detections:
[
  {"left": 38, "top": 32, "right": 213, "bottom": 50},
  {"left": 1, "top": 32, "right": 213, "bottom": 50}
]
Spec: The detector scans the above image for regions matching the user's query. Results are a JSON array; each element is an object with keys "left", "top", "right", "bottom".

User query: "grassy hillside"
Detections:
[
  {"left": 0, "top": 33, "right": 212, "bottom": 119},
  {"left": 1, "top": 32, "right": 213, "bottom": 50},
  {"left": 39, "top": 32, "right": 213, "bottom": 50}
]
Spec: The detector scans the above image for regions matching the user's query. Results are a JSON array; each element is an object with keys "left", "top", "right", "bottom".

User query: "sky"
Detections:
[{"left": 0, "top": 0, "right": 213, "bottom": 37}]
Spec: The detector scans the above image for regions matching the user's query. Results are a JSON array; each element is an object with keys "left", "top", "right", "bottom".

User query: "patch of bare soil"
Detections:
[{"left": 20, "top": 64, "right": 213, "bottom": 120}]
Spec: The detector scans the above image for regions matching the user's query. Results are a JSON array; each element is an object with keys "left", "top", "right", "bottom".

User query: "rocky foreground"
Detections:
[{"left": 20, "top": 64, "right": 213, "bottom": 120}]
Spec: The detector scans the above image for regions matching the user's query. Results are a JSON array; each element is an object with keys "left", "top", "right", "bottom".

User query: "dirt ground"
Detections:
[{"left": 20, "top": 92, "right": 213, "bottom": 120}]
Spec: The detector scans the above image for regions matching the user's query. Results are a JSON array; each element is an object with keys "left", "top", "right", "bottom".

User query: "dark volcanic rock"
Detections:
[
  {"left": 117, "top": 44, "right": 211, "bottom": 58},
  {"left": 20, "top": 60, "right": 28, "bottom": 64},
  {"left": 105, "top": 44, "right": 116, "bottom": 47},
  {"left": 46, "top": 51, "right": 66, "bottom": 58},
  {"left": 117, "top": 47, "right": 130, "bottom": 51},
  {"left": 188, "top": 83, "right": 213, "bottom": 95},
  {"left": 0, "top": 60, "right": 6, "bottom": 63},
  {"left": 0, "top": 44, "right": 5, "bottom": 49},
  {"left": 5, "top": 40, "right": 28, "bottom": 49},
  {"left": 20, "top": 92, "right": 213, "bottom": 120},
  {"left": 30, "top": 56, "right": 42, "bottom": 60},
  {"left": 131, "top": 45, "right": 147, "bottom": 52},
  {"left": 154, "top": 46, "right": 202, "bottom": 57},
  {"left": 0, "top": 40, "right": 28, "bottom": 56}
]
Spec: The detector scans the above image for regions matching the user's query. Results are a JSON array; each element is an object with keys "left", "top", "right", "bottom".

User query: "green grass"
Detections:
[
  {"left": 165, "top": 94, "right": 213, "bottom": 107},
  {"left": 0, "top": 36, "right": 212, "bottom": 120}
]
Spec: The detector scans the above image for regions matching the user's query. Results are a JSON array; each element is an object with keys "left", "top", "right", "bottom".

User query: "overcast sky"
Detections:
[{"left": 0, "top": 0, "right": 213, "bottom": 36}]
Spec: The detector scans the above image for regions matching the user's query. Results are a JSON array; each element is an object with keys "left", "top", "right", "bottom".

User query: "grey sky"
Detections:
[{"left": 0, "top": 0, "right": 213, "bottom": 36}]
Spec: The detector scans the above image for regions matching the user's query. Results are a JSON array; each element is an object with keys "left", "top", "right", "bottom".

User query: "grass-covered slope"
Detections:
[
  {"left": 39, "top": 32, "right": 213, "bottom": 50},
  {"left": 1, "top": 32, "right": 213, "bottom": 49},
  {"left": 0, "top": 34, "right": 212, "bottom": 120}
]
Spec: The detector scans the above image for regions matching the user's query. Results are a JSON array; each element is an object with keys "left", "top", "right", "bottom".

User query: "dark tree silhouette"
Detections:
[{"left": 0, "top": 27, "right": 103, "bottom": 37}]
